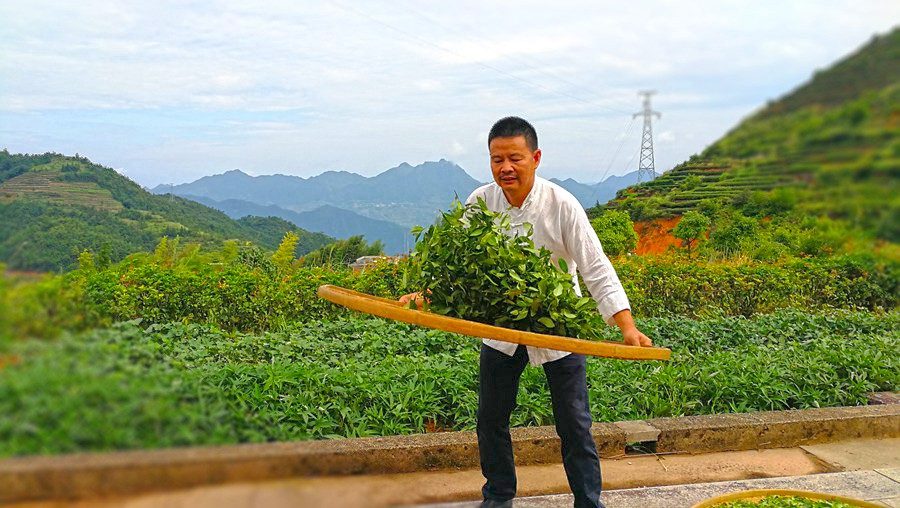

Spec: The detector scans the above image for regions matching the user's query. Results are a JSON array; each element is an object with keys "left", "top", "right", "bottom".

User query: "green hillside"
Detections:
[
  {"left": 0, "top": 151, "right": 334, "bottom": 271},
  {"left": 596, "top": 28, "right": 900, "bottom": 251}
]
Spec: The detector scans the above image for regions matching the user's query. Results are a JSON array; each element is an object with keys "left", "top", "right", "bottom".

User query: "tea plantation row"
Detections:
[
  {"left": 1, "top": 310, "right": 896, "bottom": 456},
  {"left": 2, "top": 246, "right": 896, "bottom": 342}
]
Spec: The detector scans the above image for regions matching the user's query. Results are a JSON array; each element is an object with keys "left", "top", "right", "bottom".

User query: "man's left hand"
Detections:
[
  {"left": 612, "top": 309, "right": 653, "bottom": 347},
  {"left": 622, "top": 327, "right": 653, "bottom": 347}
]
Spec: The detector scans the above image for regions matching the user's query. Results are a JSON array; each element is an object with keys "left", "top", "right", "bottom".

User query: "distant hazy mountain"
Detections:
[
  {"left": 155, "top": 161, "right": 642, "bottom": 252},
  {"left": 153, "top": 160, "right": 481, "bottom": 228},
  {"left": 154, "top": 160, "right": 639, "bottom": 223},
  {"left": 286, "top": 205, "right": 414, "bottom": 255},
  {"left": 336, "top": 160, "right": 484, "bottom": 228},
  {"left": 550, "top": 172, "right": 641, "bottom": 208},
  {"left": 339, "top": 160, "right": 481, "bottom": 203},
  {"left": 183, "top": 195, "right": 412, "bottom": 255},
  {"left": 153, "top": 169, "right": 367, "bottom": 210}
]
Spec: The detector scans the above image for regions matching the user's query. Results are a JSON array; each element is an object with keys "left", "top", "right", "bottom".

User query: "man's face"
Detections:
[{"left": 489, "top": 135, "right": 541, "bottom": 205}]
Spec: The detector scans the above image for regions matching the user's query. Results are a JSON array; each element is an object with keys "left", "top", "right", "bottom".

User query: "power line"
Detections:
[
  {"left": 585, "top": 117, "right": 636, "bottom": 206},
  {"left": 600, "top": 117, "right": 636, "bottom": 184},
  {"left": 623, "top": 147, "right": 640, "bottom": 176}
]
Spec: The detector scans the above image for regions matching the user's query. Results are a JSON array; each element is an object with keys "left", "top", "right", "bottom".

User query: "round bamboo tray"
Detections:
[
  {"left": 690, "top": 488, "right": 882, "bottom": 507},
  {"left": 317, "top": 285, "right": 671, "bottom": 361}
]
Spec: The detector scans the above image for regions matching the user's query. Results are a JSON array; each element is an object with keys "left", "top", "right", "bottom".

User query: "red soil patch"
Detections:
[
  {"left": 634, "top": 216, "right": 682, "bottom": 255},
  {"left": 3, "top": 270, "right": 47, "bottom": 281},
  {"left": 0, "top": 355, "right": 20, "bottom": 370}
]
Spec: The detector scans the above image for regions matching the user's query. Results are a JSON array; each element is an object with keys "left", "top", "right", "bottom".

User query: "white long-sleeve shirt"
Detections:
[{"left": 465, "top": 176, "right": 631, "bottom": 366}]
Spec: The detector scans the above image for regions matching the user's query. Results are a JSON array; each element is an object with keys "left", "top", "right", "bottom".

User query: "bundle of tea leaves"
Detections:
[{"left": 403, "top": 198, "right": 604, "bottom": 339}]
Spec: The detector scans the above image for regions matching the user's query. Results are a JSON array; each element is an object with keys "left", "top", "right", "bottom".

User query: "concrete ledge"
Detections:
[
  {"left": 652, "top": 405, "right": 900, "bottom": 454},
  {"left": 0, "top": 424, "right": 624, "bottom": 502},
  {"left": 0, "top": 405, "right": 897, "bottom": 502},
  {"left": 614, "top": 420, "right": 661, "bottom": 443},
  {"left": 867, "top": 391, "right": 900, "bottom": 405}
]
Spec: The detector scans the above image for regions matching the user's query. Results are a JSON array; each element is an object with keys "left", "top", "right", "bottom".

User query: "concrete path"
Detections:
[
  {"left": 421, "top": 469, "right": 900, "bottom": 507},
  {"left": 419, "top": 437, "right": 900, "bottom": 508}
]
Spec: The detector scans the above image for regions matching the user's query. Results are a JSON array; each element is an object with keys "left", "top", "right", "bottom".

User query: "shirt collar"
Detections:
[{"left": 519, "top": 177, "right": 541, "bottom": 210}]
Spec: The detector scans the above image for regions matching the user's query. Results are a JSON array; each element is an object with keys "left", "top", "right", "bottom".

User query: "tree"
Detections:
[
  {"left": 710, "top": 212, "right": 759, "bottom": 257},
  {"left": 96, "top": 243, "right": 112, "bottom": 270},
  {"left": 672, "top": 211, "right": 710, "bottom": 256},
  {"left": 77, "top": 250, "right": 96, "bottom": 274},
  {"left": 272, "top": 232, "right": 300, "bottom": 270},
  {"left": 590, "top": 209, "right": 638, "bottom": 256}
]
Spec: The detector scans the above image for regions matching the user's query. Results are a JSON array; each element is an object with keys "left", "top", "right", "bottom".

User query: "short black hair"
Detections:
[{"left": 488, "top": 116, "right": 538, "bottom": 151}]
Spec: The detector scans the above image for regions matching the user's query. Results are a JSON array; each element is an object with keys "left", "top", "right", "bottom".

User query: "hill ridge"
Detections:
[
  {"left": 0, "top": 152, "right": 334, "bottom": 271},
  {"left": 595, "top": 27, "right": 899, "bottom": 249}
]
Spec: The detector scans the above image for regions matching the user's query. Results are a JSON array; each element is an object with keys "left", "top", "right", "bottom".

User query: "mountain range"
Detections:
[
  {"left": 181, "top": 196, "right": 414, "bottom": 255},
  {"left": 153, "top": 160, "right": 641, "bottom": 253}
]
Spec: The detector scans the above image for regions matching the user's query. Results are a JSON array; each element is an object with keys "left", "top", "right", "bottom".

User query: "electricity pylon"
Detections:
[{"left": 633, "top": 90, "right": 661, "bottom": 182}]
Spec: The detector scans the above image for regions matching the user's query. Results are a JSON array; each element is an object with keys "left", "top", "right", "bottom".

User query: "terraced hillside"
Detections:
[
  {"left": 0, "top": 152, "right": 334, "bottom": 272},
  {"left": 596, "top": 29, "right": 899, "bottom": 247},
  {"left": 0, "top": 159, "right": 122, "bottom": 212}
]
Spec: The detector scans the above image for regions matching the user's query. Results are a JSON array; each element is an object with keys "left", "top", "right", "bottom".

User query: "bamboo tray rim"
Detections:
[
  {"left": 317, "top": 285, "right": 670, "bottom": 361},
  {"left": 690, "top": 488, "right": 883, "bottom": 507}
]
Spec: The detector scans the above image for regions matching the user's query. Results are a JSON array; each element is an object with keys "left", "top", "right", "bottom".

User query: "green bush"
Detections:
[
  {"left": 672, "top": 211, "right": 710, "bottom": 254},
  {"left": 591, "top": 209, "right": 638, "bottom": 256},
  {"left": 2, "top": 239, "right": 896, "bottom": 341},
  {"left": 616, "top": 253, "right": 898, "bottom": 318}
]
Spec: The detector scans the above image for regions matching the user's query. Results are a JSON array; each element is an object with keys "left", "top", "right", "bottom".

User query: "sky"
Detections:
[{"left": 1, "top": 1, "right": 897, "bottom": 188}]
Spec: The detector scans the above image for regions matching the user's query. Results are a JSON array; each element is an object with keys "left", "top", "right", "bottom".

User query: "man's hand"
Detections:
[
  {"left": 612, "top": 309, "right": 653, "bottom": 347},
  {"left": 399, "top": 292, "right": 427, "bottom": 309},
  {"left": 622, "top": 327, "right": 653, "bottom": 347}
]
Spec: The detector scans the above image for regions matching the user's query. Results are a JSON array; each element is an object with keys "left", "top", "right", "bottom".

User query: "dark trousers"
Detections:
[{"left": 477, "top": 344, "right": 604, "bottom": 508}]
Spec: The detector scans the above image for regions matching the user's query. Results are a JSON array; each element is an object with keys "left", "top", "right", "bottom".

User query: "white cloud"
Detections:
[
  {"left": 414, "top": 80, "right": 442, "bottom": 91},
  {"left": 449, "top": 140, "right": 466, "bottom": 156}
]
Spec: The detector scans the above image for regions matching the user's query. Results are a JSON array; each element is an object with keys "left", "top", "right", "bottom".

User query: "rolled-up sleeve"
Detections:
[{"left": 562, "top": 205, "right": 631, "bottom": 325}]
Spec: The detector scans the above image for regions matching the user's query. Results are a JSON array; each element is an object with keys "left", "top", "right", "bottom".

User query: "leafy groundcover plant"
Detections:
[{"left": 404, "top": 199, "right": 605, "bottom": 339}]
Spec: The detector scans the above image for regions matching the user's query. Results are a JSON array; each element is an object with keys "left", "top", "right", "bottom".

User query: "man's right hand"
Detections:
[{"left": 399, "top": 292, "right": 426, "bottom": 309}]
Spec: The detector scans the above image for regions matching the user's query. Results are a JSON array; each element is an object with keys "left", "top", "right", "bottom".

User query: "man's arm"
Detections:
[{"left": 561, "top": 201, "right": 652, "bottom": 347}]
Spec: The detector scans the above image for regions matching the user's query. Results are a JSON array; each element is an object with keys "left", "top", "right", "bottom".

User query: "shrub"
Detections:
[{"left": 2, "top": 240, "right": 896, "bottom": 341}]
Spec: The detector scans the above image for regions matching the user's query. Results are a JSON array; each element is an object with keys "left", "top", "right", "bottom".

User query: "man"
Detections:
[{"left": 403, "top": 116, "right": 652, "bottom": 508}]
